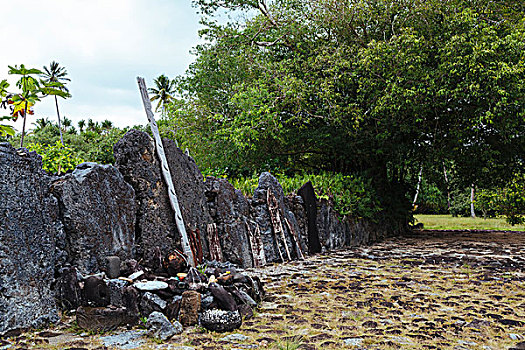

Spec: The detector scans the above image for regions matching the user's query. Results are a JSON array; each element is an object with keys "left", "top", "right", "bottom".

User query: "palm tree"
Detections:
[
  {"left": 78, "top": 119, "right": 85, "bottom": 133},
  {"left": 148, "top": 75, "right": 176, "bottom": 117},
  {"left": 32, "top": 117, "right": 50, "bottom": 132},
  {"left": 41, "top": 61, "right": 71, "bottom": 145},
  {"left": 101, "top": 119, "right": 113, "bottom": 130}
]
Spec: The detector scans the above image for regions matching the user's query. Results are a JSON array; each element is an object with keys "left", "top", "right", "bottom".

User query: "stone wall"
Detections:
[
  {"left": 0, "top": 143, "right": 62, "bottom": 334},
  {"left": 0, "top": 131, "right": 407, "bottom": 335}
]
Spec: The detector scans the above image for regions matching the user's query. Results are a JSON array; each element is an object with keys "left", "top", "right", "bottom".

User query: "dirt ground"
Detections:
[{"left": 3, "top": 230, "right": 524, "bottom": 350}]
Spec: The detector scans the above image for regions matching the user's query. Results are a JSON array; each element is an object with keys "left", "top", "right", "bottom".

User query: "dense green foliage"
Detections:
[
  {"left": 9, "top": 118, "right": 129, "bottom": 167},
  {"left": 222, "top": 171, "right": 382, "bottom": 218},
  {"left": 26, "top": 141, "right": 84, "bottom": 174},
  {"left": 158, "top": 0, "right": 524, "bottom": 221}
]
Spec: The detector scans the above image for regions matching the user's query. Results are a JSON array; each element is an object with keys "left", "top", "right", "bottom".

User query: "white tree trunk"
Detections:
[
  {"left": 443, "top": 163, "right": 451, "bottom": 211},
  {"left": 412, "top": 166, "right": 423, "bottom": 208},
  {"left": 137, "top": 77, "right": 195, "bottom": 267},
  {"left": 470, "top": 184, "right": 476, "bottom": 218},
  {"left": 55, "top": 95, "right": 65, "bottom": 146}
]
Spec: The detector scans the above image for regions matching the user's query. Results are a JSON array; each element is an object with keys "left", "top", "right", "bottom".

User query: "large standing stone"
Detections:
[
  {"left": 317, "top": 198, "right": 346, "bottom": 251},
  {"left": 297, "top": 181, "right": 322, "bottom": 254},
  {"left": 252, "top": 172, "right": 302, "bottom": 263},
  {"left": 164, "top": 137, "right": 212, "bottom": 259},
  {"left": 205, "top": 177, "right": 253, "bottom": 267},
  {"left": 0, "top": 143, "right": 61, "bottom": 334},
  {"left": 114, "top": 130, "right": 178, "bottom": 268},
  {"left": 114, "top": 130, "right": 211, "bottom": 267},
  {"left": 50, "top": 162, "right": 135, "bottom": 274}
]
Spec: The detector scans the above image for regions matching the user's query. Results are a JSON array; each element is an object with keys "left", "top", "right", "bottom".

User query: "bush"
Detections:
[
  {"left": 26, "top": 141, "right": 84, "bottom": 175},
  {"left": 216, "top": 171, "right": 382, "bottom": 220}
]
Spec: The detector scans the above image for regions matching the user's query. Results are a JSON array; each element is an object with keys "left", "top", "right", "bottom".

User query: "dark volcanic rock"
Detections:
[
  {"left": 0, "top": 143, "right": 61, "bottom": 334},
  {"left": 252, "top": 172, "right": 303, "bottom": 263},
  {"left": 114, "top": 130, "right": 211, "bottom": 267},
  {"left": 146, "top": 311, "right": 182, "bottom": 340},
  {"left": 297, "top": 181, "right": 322, "bottom": 254},
  {"left": 83, "top": 276, "right": 110, "bottom": 307},
  {"left": 205, "top": 177, "right": 254, "bottom": 267},
  {"left": 164, "top": 137, "right": 212, "bottom": 260},
  {"left": 140, "top": 292, "right": 167, "bottom": 316},
  {"left": 317, "top": 198, "right": 346, "bottom": 251},
  {"left": 114, "top": 130, "right": 179, "bottom": 268},
  {"left": 50, "top": 162, "right": 135, "bottom": 274},
  {"left": 76, "top": 306, "right": 130, "bottom": 332},
  {"left": 56, "top": 266, "right": 82, "bottom": 310},
  {"left": 200, "top": 309, "right": 242, "bottom": 332},
  {"left": 209, "top": 283, "right": 238, "bottom": 311},
  {"left": 179, "top": 290, "right": 201, "bottom": 326}
]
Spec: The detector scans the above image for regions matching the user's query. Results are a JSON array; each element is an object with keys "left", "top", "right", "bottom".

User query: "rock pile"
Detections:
[{"left": 58, "top": 256, "right": 263, "bottom": 335}]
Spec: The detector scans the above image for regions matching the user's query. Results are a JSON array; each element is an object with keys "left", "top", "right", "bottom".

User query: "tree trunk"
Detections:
[
  {"left": 470, "top": 184, "right": 476, "bottom": 218},
  {"left": 19, "top": 100, "right": 28, "bottom": 148},
  {"left": 443, "top": 163, "right": 451, "bottom": 211},
  {"left": 55, "top": 95, "right": 65, "bottom": 146},
  {"left": 137, "top": 77, "right": 196, "bottom": 267},
  {"left": 412, "top": 166, "right": 423, "bottom": 209}
]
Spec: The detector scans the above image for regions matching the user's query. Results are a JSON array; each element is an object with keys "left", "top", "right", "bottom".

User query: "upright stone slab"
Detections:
[
  {"left": 164, "top": 139, "right": 212, "bottom": 259},
  {"left": 317, "top": 199, "right": 346, "bottom": 251},
  {"left": 0, "top": 143, "right": 61, "bottom": 334},
  {"left": 252, "top": 172, "right": 302, "bottom": 263},
  {"left": 205, "top": 177, "right": 253, "bottom": 267},
  {"left": 51, "top": 163, "right": 136, "bottom": 274},
  {"left": 297, "top": 181, "right": 322, "bottom": 254},
  {"left": 114, "top": 130, "right": 211, "bottom": 266},
  {"left": 114, "top": 130, "right": 178, "bottom": 268}
]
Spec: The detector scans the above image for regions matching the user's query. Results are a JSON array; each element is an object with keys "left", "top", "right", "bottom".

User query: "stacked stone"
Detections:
[{"left": 58, "top": 258, "right": 263, "bottom": 334}]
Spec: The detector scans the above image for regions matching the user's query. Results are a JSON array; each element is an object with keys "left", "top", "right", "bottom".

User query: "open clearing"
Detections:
[
  {"left": 4, "top": 231, "right": 524, "bottom": 350},
  {"left": 414, "top": 215, "right": 525, "bottom": 232}
]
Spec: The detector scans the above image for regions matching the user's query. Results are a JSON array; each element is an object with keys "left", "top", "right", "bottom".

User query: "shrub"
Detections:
[
  {"left": 26, "top": 141, "right": 84, "bottom": 175},
  {"left": 215, "top": 171, "right": 382, "bottom": 220}
]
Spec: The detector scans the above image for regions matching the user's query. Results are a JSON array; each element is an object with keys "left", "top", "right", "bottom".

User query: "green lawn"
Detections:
[{"left": 414, "top": 214, "right": 525, "bottom": 231}]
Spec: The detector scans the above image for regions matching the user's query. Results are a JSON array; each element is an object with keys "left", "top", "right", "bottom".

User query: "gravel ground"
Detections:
[{"left": 2, "top": 230, "right": 524, "bottom": 350}]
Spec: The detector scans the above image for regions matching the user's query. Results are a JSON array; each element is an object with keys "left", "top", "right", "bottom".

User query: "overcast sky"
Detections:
[{"left": 0, "top": 0, "right": 203, "bottom": 131}]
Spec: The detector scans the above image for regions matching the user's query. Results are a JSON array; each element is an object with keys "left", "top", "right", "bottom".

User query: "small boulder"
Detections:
[
  {"left": 106, "top": 256, "right": 121, "bottom": 279},
  {"left": 200, "top": 309, "right": 242, "bottom": 332},
  {"left": 140, "top": 292, "right": 167, "bottom": 316},
  {"left": 179, "top": 291, "right": 201, "bottom": 326},
  {"left": 107, "top": 279, "right": 127, "bottom": 307},
  {"left": 209, "top": 283, "right": 238, "bottom": 311},
  {"left": 146, "top": 311, "right": 183, "bottom": 341},
  {"left": 76, "top": 306, "right": 129, "bottom": 332},
  {"left": 83, "top": 276, "right": 110, "bottom": 307}
]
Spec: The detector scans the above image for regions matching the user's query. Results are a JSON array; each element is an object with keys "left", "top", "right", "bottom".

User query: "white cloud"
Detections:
[{"left": 0, "top": 0, "right": 202, "bottom": 131}]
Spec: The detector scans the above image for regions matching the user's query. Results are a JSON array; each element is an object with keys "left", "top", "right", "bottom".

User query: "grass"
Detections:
[{"left": 414, "top": 214, "right": 525, "bottom": 231}]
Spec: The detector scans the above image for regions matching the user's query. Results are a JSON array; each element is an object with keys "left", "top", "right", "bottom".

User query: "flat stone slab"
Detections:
[{"left": 133, "top": 281, "right": 169, "bottom": 291}]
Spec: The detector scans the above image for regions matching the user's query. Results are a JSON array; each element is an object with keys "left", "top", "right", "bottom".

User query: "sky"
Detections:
[{"left": 0, "top": 0, "right": 203, "bottom": 130}]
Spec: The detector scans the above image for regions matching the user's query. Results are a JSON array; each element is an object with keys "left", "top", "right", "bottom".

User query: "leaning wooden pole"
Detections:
[{"left": 137, "top": 77, "right": 195, "bottom": 267}]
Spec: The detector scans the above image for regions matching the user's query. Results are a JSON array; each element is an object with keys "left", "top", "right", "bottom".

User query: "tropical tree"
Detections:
[
  {"left": 164, "top": 0, "right": 525, "bottom": 223},
  {"left": 101, "top": 119, "right": 113, "bottom": 130},
  {"left": 78, "top": 119, "right": 85, "bottom": 133},
  {"left": 148, "top": 75, "right": 176, "bottom": 117},
  {"left": 41, "top": 61, "right": 71, "bottom": 146},
  {"left": 32, "top": 117, "right": 50, "bottom": 132},
  {"left": 0, "top": 79, "right": 15, "bottom": 137}
]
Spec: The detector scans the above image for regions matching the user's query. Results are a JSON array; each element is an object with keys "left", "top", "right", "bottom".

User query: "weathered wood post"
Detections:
[{"left": 137, "top": 77, "right": 196, "bottom": 267}]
